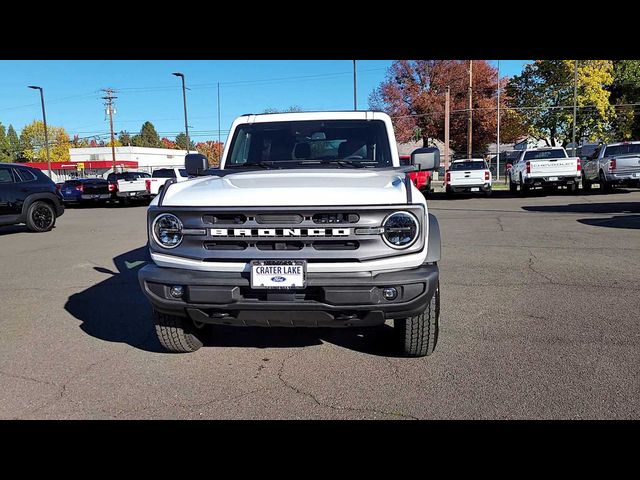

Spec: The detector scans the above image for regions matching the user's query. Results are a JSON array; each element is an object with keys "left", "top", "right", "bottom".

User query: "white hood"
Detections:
[{"left": 160, "top": 169, "right": 411, "bottom": 207}]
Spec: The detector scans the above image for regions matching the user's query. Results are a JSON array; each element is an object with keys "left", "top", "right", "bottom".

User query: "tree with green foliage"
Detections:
[
  {"left": 175, "top": 132, "right": 195, "bottom": 150},
  {"left": 0, "top": 123, "right": 11, "bottom": 162},
  {"left": 506, "top": 60, "right": 614, "bottom": 146},
  {"left": 132, "top": 122, "right": 161, "bottom": 148},
  {"left": 118, "top": 130, "right": 132, "bottom": 146},
  {"left": 7, "top": 125, "right": 20, "bottom": 162},
  {"left": 608, "top": 60, "right": 640, "bottom": 140},
  {"left": 19, "top": 120, "right": 71, "bottom": 162}
]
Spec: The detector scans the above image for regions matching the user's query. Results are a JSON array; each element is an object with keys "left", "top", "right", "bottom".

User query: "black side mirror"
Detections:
[
  {"left": 410, "top": 147, "right": 440, "bottom": 171},
  {"left": 185, "top": 153, "right": 209, "bottom": 176}
]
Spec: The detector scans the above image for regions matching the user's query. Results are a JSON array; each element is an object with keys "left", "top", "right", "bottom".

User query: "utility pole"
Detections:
[
  {"left": 101, "top": 88, "right": 117, "bottom": 173},
  {"left": 496, "top": 60, "right": 501, "bottom": 181},
  {"left": 353, "top": 60, "right": 357, "bottom": 110},
  {"left": 217, "top": 82, "right": 221, "bottom": 145},
  {"left": 444, "top": 86, "right": 450, "bottom": 173},
  {"left": 572, "top": 60, "right": 578, "bottom": 157},
  {"left": 27, "top": 86, "right": 51, "bottom": 179},
  {"left": 467, "top": 60, "right": 473, "bottom": 158}
]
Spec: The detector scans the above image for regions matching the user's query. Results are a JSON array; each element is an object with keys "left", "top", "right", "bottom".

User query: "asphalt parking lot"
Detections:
[{"left": 1, "top": 189, "right": 639, "bottom": 419}]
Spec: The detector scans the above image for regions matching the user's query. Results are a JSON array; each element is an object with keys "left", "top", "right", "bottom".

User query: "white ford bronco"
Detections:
[{"left": 138, "top": 111, "right": 442, "bottom": 357}]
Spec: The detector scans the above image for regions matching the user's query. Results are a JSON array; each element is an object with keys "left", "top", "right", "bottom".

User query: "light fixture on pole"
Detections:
[
  {"left": 28, "top": 86, "right": 51, "bottom": 179},
  {"left": 172, "top": 72, "right": 190, "bottom": 153}
]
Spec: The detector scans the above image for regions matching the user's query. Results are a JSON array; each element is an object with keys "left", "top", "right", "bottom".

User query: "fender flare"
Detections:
[
  {"left": 21, "top": 192, "right": 61, "bottom": 217},
  {"left": 425, "top": 213, "right": 441, "bottom": 263}
]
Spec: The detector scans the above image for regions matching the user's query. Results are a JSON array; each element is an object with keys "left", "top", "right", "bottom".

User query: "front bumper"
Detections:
[{"left": 138, "top": 263, "right": 439, "bottom": 327}]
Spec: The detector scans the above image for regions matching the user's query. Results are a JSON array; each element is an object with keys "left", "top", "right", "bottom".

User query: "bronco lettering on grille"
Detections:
[{"left": 210, "top": 228, "right": 350, "bottom": 237}]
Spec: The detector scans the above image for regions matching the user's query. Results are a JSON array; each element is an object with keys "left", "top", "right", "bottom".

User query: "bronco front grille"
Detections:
[{"left": 149, "top": 205, "right": 426, "bottom": 262}]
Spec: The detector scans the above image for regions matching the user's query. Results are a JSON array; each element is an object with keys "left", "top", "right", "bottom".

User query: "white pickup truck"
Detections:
[
  {"left": 508, "top": 147, "right": 581, "bottom": 194},
  {"left": 581, "top": 141, "right": 640, "bottom": 192},
  {"left": 106, "top": 171, "right": 151, "bottom": 205},
  {"left": 138, "top": 111, "right": 442, "bottom": 357},
  {"left": 147, "top": 167, "right": 189, "bottom": 197},
  {"left": 445, "top": 158, "right": 492, "bottom": 196}
]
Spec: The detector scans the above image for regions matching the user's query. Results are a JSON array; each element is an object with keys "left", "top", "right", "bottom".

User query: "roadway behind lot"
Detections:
[{"left": 1, "top": 190, "right": 639, "bottom": 419}]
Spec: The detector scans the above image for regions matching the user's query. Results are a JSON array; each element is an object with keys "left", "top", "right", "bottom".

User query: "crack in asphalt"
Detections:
[
  {"left": 276, "top": 352, "right": 418, "bottom": 420},
  {"left": 527, "top": 253, "right": 557, "bottom": 285},
  {"left": 496, "top": 215, "right": 505, "bottom": 232},
  {"left": 383, "top": 357, "right": 403, "bottom": 381},
  {"left": 20, "top": 356, "right": 116, "bottom": 418},
  {"left": 0, "top": 369, "right": 60, "bottom": 388},
  {"left": 112, "top": 387, "right": 272, "bottom": 417}
]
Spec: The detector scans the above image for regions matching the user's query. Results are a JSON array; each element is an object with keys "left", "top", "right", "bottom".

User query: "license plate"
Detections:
[
  {"left": 471, "top": 187, "right": 480, "bottom": 192},
  {"left": 251, "top": 260, "right": 306, "bottom": 289},
  {"left": 548, "top": 177, "right": 559, "bottom": 181},
  {"left": 129, "top": 192, "right": 136, "bottom": 196}
]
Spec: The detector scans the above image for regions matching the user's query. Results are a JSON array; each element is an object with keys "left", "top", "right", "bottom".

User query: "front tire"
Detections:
[
  {"left": 26, "top": 201, "right": 56, "bottom": 232},
  {"left": 519, "top": 175, "right": 530, "bottom": 195},
  {"left": 153, "top": 309, "right": 204, "bottom": 353},
  {"left": 508, "top": 174, "right": 518, "bottom": 194},
  {"left": 599, "top": 171, "right": 612, "bottom": 193},
  {"left": 395, "top": 281, "right": 440, "bottom": 357}
]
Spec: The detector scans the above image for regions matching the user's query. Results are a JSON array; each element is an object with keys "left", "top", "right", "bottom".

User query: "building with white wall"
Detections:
[{"left": 68, "top": 146, "right": 189, "bottom": 176}]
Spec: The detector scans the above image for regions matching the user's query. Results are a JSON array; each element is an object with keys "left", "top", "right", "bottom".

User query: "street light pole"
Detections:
[
  {"left": 28, "top": 86, "right": 51, "bottom": 179},
  {"left": 173, "top": 72, "right": 190, "bottom": 153},
  {"left": 353, "top": 60, "right": 357, "bottom": 110}
]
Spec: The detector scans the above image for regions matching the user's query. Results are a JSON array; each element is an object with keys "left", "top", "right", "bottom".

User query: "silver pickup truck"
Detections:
[{"left": 581, "top": 141, "right": 640, "bottom": 192}]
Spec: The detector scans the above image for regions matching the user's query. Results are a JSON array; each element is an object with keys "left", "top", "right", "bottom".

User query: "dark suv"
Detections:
[{"left": 0, "top": 164, "right": 64, "bottom": 232}]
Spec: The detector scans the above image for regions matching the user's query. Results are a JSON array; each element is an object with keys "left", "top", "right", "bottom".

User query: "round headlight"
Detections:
[
  {"left": 382, "top": 211, "right": 419, "bottom": 249},
  {"left": 152, "top": 213, "right": 183, "bottom": 249}
]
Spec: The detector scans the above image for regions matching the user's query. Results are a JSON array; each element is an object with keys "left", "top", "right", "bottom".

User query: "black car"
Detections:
[
  {"left": 0, "top": 164, "right": 64, "bottom": 232},
  {"left": 59, "top": 178, "right": 111, "bottom": 206}
]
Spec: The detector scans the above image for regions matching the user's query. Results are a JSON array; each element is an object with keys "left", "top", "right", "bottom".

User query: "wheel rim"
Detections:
[{"left": 33, "top": 205, "right": 53, "bottom": 229}]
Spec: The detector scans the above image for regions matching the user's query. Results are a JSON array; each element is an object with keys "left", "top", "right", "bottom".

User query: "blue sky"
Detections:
[{"left": 0, "top": 60, "right": 530, "bottom": 143}]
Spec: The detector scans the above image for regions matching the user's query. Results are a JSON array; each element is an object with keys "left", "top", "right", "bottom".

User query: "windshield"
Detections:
[
  {"left": 226, "top": 119, "right": 392, "bottom": 169},
  {"left": 523, "top": 149, "right": 567, "bottom": 160},
  {"left": 450, "top": 161, "right": 486, "bottom": 171},
  {"left": 604, "top": 144, "right": 640, "bottom": 157}
]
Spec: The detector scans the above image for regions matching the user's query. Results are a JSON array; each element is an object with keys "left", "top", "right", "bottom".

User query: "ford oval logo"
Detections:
[{"left": 271, "top": 276, "right": 287, "bottom": 283}]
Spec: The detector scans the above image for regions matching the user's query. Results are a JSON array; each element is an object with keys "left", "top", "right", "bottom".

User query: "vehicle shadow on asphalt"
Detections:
[
  {"left": 206, "top": 324, "right": 403, "bottom": 357},
  {"left": 0, "top": 225, "right": 31, "bottom": 236},
  {"left": 65, "top": 246, "right": 405, "bottom": 357},
  {"left": 522, "top": 201, "right": 640, "bottom": 230},
  {"left": 64, "top": 245, "right": 165, "bottom": 353}
]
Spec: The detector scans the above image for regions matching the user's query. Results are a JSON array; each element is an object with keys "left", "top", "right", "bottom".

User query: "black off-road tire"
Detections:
[
  {"left": 395, "top": 281, "right": 440, "bottom": 357},
  {"left": 26, "top": 200, "right": 56, "bottom": 232},
  {"left": 519, "top": 175, "right": 530, "bottom": 195},
  {"left": 599, "top": 171, "right": 612, "bottom": 193},
  {"left": 153, "top": 309, "right": 204, "bottom": 353}
]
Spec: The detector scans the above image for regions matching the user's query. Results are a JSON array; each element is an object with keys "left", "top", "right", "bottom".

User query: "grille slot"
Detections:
[
  {"left": 202, "top": 214, "right": 247, "bottom": 225},
  {"left": 312, "top": 240, "right": 359, "bottom": 250},
  {"left": 256, "top": 214, "right": 303, "bottom": 224},
  {"left": 203, "top": 241, "right": 248, "bottom": 251},
  {"left": 255, "top": 241, "right": 304, "bottom": 251},
  {"left": 313, "top": 213, "right": 360, "bottom": 224}
]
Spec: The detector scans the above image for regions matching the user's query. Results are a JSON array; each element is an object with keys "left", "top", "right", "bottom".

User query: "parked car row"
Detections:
[{"left": 55, "top": 168, "right": 191, "bottom": 207}]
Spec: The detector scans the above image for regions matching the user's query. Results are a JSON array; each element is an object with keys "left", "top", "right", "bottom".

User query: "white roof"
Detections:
[
  {"left": 452, "top": 158, "right": 485, "bottom": 162},
  {"left": 238, "top": 111, "right": 391, "bottom": 123}
]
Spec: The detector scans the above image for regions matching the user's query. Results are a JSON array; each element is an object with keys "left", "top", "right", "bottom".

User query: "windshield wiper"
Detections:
[
  {"left": 227, "top": 161, "right": 282, "bottom": 169},
  {"left": 299, "top": 159, "right": 369, "bottom": 168}
]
